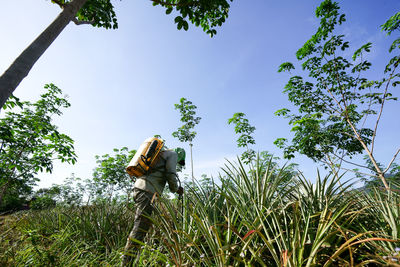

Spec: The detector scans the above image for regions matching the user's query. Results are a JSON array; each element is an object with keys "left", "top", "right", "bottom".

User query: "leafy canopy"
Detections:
[
  {"left": 52, "top": 0, "right": 233, "bottom": 37},
  {"left": 90, "top": 147, "right": 136, "bottom": 200},
  {"left": 275, "top": 1, "right": 399, "bottom": 164},
  {"left": 172, "top": 97, "right": 201, "bottom": 144},
  {"left": 228, "top": 112, "right": 256, "bottom": 164},
  {"left": 152, "top": 0, "right": 233, "bottom": 37},
  {"left": 0, "top": 84, "right": 76, "bottom": 210}
]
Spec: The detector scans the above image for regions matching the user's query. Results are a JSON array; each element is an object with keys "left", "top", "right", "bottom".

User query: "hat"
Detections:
[{"left": 174, "top": 147, "right": 186, "bottom": 166}]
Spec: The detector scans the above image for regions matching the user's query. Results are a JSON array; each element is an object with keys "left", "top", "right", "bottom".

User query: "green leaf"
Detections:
[
  {"left": 278, "top": 62, "right": 295, "bottom": 73},
  {"left": 183, "top": 20, "right": 189, "bottom": 31},
  {"left": 174, "top": 16, "right": 183, "bottom": 24},
  {"left": 166, "top": 7, "right": 173, "bottom": 15},
  {"left": 381, "top": 11, "right": 400, "bottom": 35}
]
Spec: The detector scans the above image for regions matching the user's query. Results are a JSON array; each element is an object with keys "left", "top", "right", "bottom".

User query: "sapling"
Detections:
[
  {"left": 172, "top": 97, "right": 201, "bottom": 182},
  {"left": 275, "top": 1, "right": 400, "bottom": 190}
]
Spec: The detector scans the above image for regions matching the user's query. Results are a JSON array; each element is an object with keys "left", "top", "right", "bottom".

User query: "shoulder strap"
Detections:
[{"left": 147, "top": 152, "right": 167, "bottom": 175}]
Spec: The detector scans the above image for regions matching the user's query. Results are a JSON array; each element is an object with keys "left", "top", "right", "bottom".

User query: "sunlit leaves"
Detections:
[
  {"left": 228, "top": 112, "right": 256, "bottom": 164},
  {"left": 51, "top": 0, "right": 118, "bottom": 29},
  {"left": 153, "top": 0, "right": 233, "bottom": 37},
  {"left": 352, "top": 42, "right": 372, "bottom": 61},
  {"left": 278, "top": 62, "right": 295, "bottom": 73},
  {"left": 52, "top": 0, "right": 233, "bottom": 36},
  {"left": 381, "top": 11, "right": 400, "bottom": 35},
  {"left": 89, "top": 147, "right": 136, "bottom": 200},
  {"left": 275, "top": 0, "right": 399, "bottom": 168},
  {"left": 172, "top": 97, "right": 201, "bottom": 144},
  {"left": 0, "top": 84, "right": 76, "bottom": 208}
]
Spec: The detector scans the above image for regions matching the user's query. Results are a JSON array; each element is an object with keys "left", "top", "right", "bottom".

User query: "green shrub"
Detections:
[{"left": 30, "top": 196, "right": 56, "bottom": 210}]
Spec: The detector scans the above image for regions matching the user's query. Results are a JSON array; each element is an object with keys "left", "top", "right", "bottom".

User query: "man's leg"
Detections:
[{"left": 121, "top": 189, "right": 154, "bottom": 266}]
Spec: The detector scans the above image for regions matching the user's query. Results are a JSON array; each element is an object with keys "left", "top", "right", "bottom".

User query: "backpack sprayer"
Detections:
[{"left": 126, "top": 137, "right": 164, "bottom": 178}]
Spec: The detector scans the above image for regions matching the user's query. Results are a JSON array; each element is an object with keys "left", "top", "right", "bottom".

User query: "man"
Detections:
[{"left": 121, "top": 147, "right": 185, "bottom": 266}]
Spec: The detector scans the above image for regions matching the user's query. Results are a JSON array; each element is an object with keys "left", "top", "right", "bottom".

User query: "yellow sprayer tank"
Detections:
[{"left": 126, "top": 137, "right": 164, "bottom": 178}]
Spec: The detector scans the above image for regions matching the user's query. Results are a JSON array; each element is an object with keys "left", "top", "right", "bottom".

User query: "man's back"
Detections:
[{"left": 134, "top": 149, "right": 178, "bottom": 195}]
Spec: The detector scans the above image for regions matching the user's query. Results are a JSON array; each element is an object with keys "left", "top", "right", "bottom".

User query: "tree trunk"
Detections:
[
  {"left": 345, "top": 117, "right": 390, "bottom": 190},
  {"left": 190, "top": 143, "right": 194, "bottom": 183},
  {"left": 0, "top": 0, "right": 88, "bottom": 110},
  {"left": 0, "top": 181, "right": 10, "bottom": 208},
  {"left": 368, "top": 153, "right": 390, "bottom": 190}
]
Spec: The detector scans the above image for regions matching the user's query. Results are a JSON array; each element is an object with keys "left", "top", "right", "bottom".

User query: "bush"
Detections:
[{"left": 30, "top": 196, "right": 56, "bottom": 210}]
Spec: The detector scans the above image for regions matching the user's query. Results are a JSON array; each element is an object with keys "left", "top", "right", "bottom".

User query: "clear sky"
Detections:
[{"left": 1, "top": 0, "right": 399, "bottom": 188}]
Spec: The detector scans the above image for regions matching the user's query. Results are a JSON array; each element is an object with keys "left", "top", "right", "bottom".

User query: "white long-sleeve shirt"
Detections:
[{"left": 134, "top": 149, "right": 179, "bottom": 195}]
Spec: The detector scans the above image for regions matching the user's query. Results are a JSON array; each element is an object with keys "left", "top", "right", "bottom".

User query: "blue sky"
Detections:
[{"left": 1, "top": 0, "right": 399, "bottom": 188}]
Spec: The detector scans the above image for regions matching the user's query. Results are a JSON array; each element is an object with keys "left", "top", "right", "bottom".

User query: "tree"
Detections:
[
  {"left": 32, "top": 147, "right": 136, "bottom": 207},
  {"left": 228, "top": 112, "right": 256, "bottom": 164},
  {"left": 172, "top": 97, "right": 201, "bottom": 180},
  {"left": 30, "top": 186, "right": 60, "bottom": 210},
  {"left": 88, "top": 147, "right": 136, "bottom": 202},
  {"left": 274, "top": 0, "right": 400, "bottom": 189},
  {"left": 0, "top": 83, "right": 76, "bottom": 210},
  {"left": 0, "top": 0, "right": 234, "bottom": 110}
]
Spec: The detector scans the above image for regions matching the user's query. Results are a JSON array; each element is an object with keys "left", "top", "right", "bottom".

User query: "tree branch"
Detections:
[
  {"left": 322, "top": 154, "right": 342, "bottom": 182},
  {"left": 321, "top": 77, "right": 344, "bottom": 115},
  {"left": 330, "top": 151, "right": 374, "bottom": 170},
  {"left": 344, "top": 114, "right": 389, "bottom": 189},
  {"left": 340, "top": 167, "right": 378, "bottom": 178},
  {"left": 371, "top": 58, "right": 400, "bottom": 154},
  {"left": 72, "top": 17, "right": 94, "bottom": 26},
  {"left": 361, "top": 86, "right": 374, "bottom": 129},
  {"left": 383, "top": 148, "right": 400, "bottom": 174},
  {"left": 332, "top": 53, "right": 350, "bottom": 110}
]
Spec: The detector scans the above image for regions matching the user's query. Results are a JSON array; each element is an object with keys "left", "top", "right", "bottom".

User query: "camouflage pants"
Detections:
[{"left": 121, "top": 188, "right": 154, "bottom": 266}]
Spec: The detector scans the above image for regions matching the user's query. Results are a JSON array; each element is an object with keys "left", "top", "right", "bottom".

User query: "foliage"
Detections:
[
  {"left": 89, "top": 147, "right": 136, "bottom": 201},
  {"left": 0, "top": 84, "right": 76, "bottom": 211},
  {"left": 31, "top": 147, "right": 136, "bottom": 207},
  {"left": 152, "top": 0, "right": 233, "bottom": 37},
  {"left": 30, "top": 196, "right": 56, "bottom": 210},
  {"left": 228, "top": 112, "right": 256, "bottom": 164},
  {"left": 274, "top": 0, "right": 400, "bottom": 189},
  {"left": 381, "top": 12, "right": 400, "bottom": 36},
  {"left": 30, "top": 182, "right": 81, "bottom": 209},
  {"left": 51, "top": 0, "right": 118, "bottom": 29},
  {"left": 172, "top": 97, "right": 201, "bottom": 144},
  {"left": 172, "top": 97, "right": 201, "bottom": 178},
  {"left": 53, "top": 0, "right": 233, "bottom": 36},
  {"left": 149, "top": 157, "right": 399, "bottom": 266},
  {"left": 0, "top": 202, "right": 135, "bottom": 266},
  {"left": 1, "top": 157, "right": 400, "bottom": 266},
  {"left": 34, "top": 175, "right": 85, "bottom": 207}
]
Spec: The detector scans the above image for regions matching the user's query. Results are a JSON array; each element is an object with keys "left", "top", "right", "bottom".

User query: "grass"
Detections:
[{"left": 1, "top": 157, "right": 399, "bottom": 266}]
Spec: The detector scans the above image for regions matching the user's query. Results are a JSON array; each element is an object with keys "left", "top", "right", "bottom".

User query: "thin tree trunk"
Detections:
[
  {"left": 0, "top": 0, "right": 88, "bottom": 109},
  {"left": 0, "top": 181, "right": 10, "bottom": 208},
  {"left": 345, "top": 117, "right": 390, "bottom": 190},
  {"left": 190, "top": 143, "right": 194, "bottom": 183}
]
